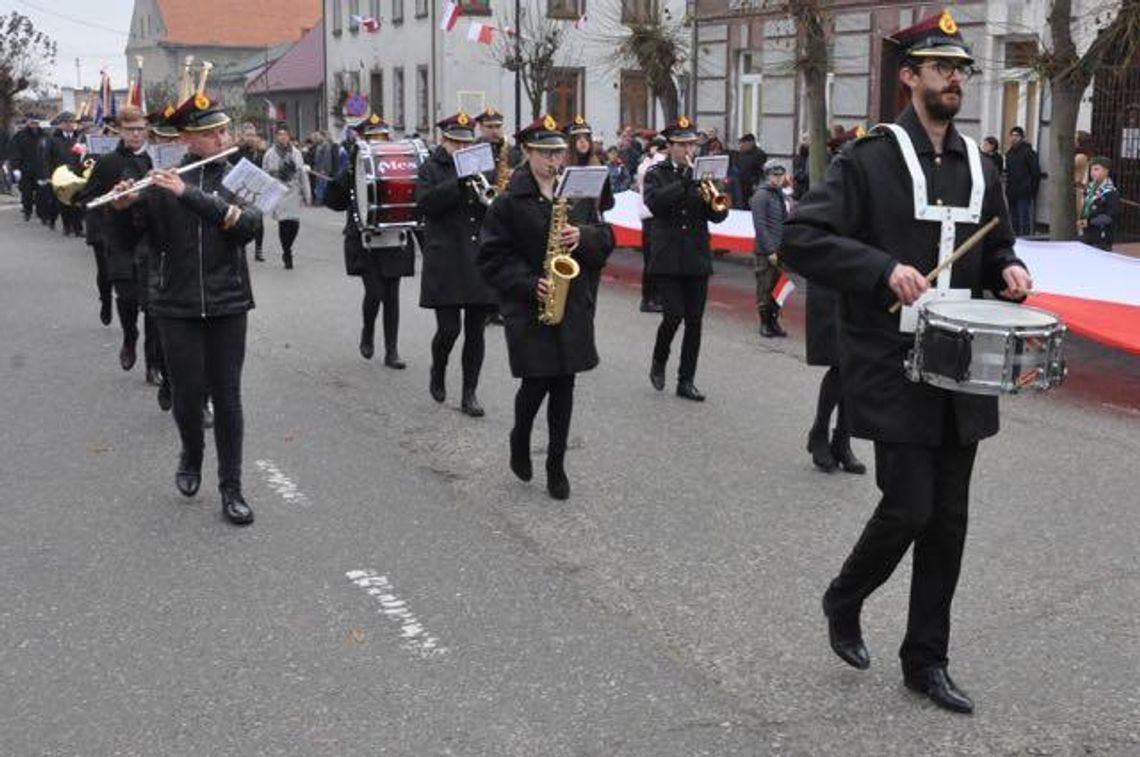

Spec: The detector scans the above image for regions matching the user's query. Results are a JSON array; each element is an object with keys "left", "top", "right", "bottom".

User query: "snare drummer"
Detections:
[{"left": 783, "top": 10, "right": 1031, "bottom": 714}]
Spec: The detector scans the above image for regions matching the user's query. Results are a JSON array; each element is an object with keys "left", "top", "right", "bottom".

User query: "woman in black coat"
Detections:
[
  {"left": 478, "top": 116, "right": 614, "bottom": 500},
  {"left": 325, "top": 115, "right": 415, "bottom": 368},
  {"left": 804, "top": 284, "right": 864, "bottom": 474},
  {"left": 416, "top": 112, "right": 499, "bottom": 416}
]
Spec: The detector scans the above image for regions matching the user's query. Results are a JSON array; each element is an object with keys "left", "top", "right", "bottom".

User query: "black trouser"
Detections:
[
  {"left": 91, "top": 242, "right": 112, "bottom": 304},
  {"left": 36, "top": 184, "right": 57, "bottom": 224},
  {"left": 640, "top": 219, "right": 657, "bottom": 305},
  {"left": 432, "top": 306, "right": 492, "bottom": 390},
  {"left": 822, "top": 407, "right": 978, "bottom": 673},
  {"left": 513, "top": 375, "right": 575, "bottom": 468},
  {"left": 279, "top": 219, "right": 300, "bottom": 256},
  {"left": 60, "top": 205, "right": 83, "bottom": 235},
  {"left": 112, "top": 278, "right": 140, "bottom": 343},
  {"left": 362, "top": 270, "right": 400, "bottom": 355},
  {"left": 811, "top": 366, "right": 848, "bottom": 441},
  {"left": 653, "top": 276, "right": 708, "bottom": 382},
  {"left": 136, "top": 257, "right": 163, "bottom": 374},
  {"left": 157, "top": 314, "right": 247, "bottom": 492},
  {"left": 19, "top": 178, "right": 39, "bottom": 219}
]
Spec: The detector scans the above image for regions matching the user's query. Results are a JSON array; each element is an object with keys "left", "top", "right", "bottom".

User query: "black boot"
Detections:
[
  {"left": 99, "top": 298, "right": 112, "bottom": 326},
  {"left": 359, "top": 324, "right": 375, "bottom": 360},
  {"left": 282, "top": 250, "right": 293, "bottom": 270},
  {"left": 119, "top": 336, "right": 137, "bottom": 371},
  {"left": 768, "top": 314, "right": 788, "bottom": 338},
  {"left": 509, "top": 427, "right": 532, "bottom": 482},
  {"left": 546, "top": 458, "right": 570, "bottom": 500},
  {"left": 807, "top": 425, "right": 836, "bottom": 472},
  {"left": 831, "top": 430, "right": 867, "bottom": 474},
  {"left": 175, "top": 449, "right": 202, "bottom": 497},
  {"left": 254, "top": 246, "right": 265, "bottom": 262},
  {"left": 429, "top": 363, "right": 446, "bottom": 403},
  {"left": 221, "top": 487, "right": 255, "bottom": 525},
  {"left": 460, "top": 386, "right": 484, "bottom": 417},
  {"left": 157, "top": 378, "right": 172, "bottom": 412},
  {"left": 384, "top": 350, "right": 407, "bottom": 370}
]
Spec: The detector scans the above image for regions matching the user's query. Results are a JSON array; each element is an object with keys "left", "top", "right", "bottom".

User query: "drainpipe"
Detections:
[{"left": 689, "top": 0, "right": 698, "bottom": 119}]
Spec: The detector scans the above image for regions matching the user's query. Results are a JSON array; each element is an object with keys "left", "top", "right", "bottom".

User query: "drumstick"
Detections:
[{"left": 888, "top": 217, "right": 1001, "bottom": 314}]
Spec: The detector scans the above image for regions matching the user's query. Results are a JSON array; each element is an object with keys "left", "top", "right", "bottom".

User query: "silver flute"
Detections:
[{"left": 85, "top": 145, "right": 240, "bottom": 209}]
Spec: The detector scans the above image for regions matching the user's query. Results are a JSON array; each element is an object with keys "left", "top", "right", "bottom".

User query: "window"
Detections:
[
  {"left": 459, "top": 0, "right": 491, "bottom": 16},
  {"left": 1005, "top": 40, "right": 1037, "bottom": 69},
  {"left": 393, "top": 67, "right": 405, "bottom": 128},
  {"left": 348, "top": 0, "right": 361, "bottom": 31},
  {"left": 548, "top": 67, "right": 583, "bottom": 125},
  {"left": 620, "top": 70, "right": 649, "bottom": 130},
  {"left": 333, "top": 0, "right": 343, "bottom": 34},
  {"left": 621, "top": 0, "right": 654, "bottom": 24},
  {"left": 547, "top": 0, "right": 582, "bottom": 20},
  {"left": 393, "top": 0, "right": 404, "bottom": 23},
  {"left": 370, "top": 70, "right": 384, "bottom": 117},
  {"left": 369, "top": 0, "right": 380, "bottom": 17},
  {"left": 738, "top": 73, "right": 761, "bottom": 140},
  {"left": 416, "top": 65, "right": 429, "bottom": 131},
  {"left": 415, "top": 0, "right": 428, "bottom": 18}
]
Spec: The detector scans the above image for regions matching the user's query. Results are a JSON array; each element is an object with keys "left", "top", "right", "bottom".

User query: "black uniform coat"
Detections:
[
  {"left": 477, "top": 167, "right": 614, "bottom": 378},
  {"left": 9, "top": 126, "right": 52, "bottom": 182},
  {"left": 1004, "top": 141, "right": 1041, "bottom": 201},
  {"left": 804, "top": 284, "right": 840, "bottom": 367},
  {"left": 782, "top": 106, "right": 1027, "bottom": 447},
  {"left": 76, "top": 142, "right": 153, "bottom": 280},
  {"left": 643, "top": 160, "right": 729, "bottom": 278},
  {"left": 111, "top": 154, "right": 261, "bottom": 319},
  {"left": 324, "top": 156, "right": 416, "bottom": 279},
  {"left": 414, "top": 146, "right": 497, "bottom": 308}
]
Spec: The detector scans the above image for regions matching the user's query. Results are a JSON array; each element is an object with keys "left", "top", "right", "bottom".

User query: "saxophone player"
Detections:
[
  {"left": 415, "top": 112, "right": 499, "bottom": 416},
  {"left": 644, "top": 117, "right": 730, "bottom": 402},
  {"left": 477, "top": 116, "right": 614, "bottom": 500},
  {"left": 475, "top": 106, "right": 512, "bottom": 325}
]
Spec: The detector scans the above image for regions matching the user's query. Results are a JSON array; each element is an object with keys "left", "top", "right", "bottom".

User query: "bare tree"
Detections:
[
  {"left": 788, "top": 1, "right": 829, "bottom": 188},
  {"left": 485, "top": 10, "right": 566, "bottom": 121},
  {"left": 589, "top": 9, "right": 687, "bottom": 125},
  {"left": 0, "top": 12, "right": 56, "bottom": 133},
  {"left": 1041, "top": 0, "right": 1140, "bottom": 239}
]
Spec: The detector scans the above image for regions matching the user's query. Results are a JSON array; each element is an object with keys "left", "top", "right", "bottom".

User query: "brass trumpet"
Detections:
[
  {"left": 699, "top": 177, "right": 731, "bottom": 213},
  {"left": 467, "top": 172, "right": 497, "bottom": 207}
]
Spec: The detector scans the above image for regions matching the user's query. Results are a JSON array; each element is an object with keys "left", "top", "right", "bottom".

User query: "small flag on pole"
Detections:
[
  {"left": 134, "top": 56, "right": 146, "bottom": 111},
  {"left": 350, "top": 14, "right": 382, "bottom": 32},
  {"left": 466, "top": 21, "right": 495, "bottom": 44},
  {"left": 440, "top": 0, "right": 461, "bottom": 31},
  {"left": 773, "top": 273, "right": 796, "bottom": 308},
  {"left": 574, "top": 14, "right": 588, "bottom": 30}
]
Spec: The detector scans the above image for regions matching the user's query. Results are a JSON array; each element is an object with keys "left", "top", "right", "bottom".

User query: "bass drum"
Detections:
[{"left": 355, "top": 139, "right": 429, "bottom": 248}]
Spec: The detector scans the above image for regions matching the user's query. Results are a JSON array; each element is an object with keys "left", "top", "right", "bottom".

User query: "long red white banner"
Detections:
[{"left": 603, "top": 191, "right": 1140, "bottom": 355}]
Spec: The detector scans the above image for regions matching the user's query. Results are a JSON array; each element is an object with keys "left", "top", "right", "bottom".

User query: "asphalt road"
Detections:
[{"left": 2, "top": 201, "right": 1138, "bottom": 757}]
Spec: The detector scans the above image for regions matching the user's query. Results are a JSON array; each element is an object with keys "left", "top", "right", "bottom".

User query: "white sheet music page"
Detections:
[
  {"left": 453, "top": 143, "right": 494, "bottom": 178},
  {"left": 693, "top": 155, "right": 729, "bottom": 180},
  {"left": 556, "top": 166, "right": 608, "bottom": 199},
  {"left": 221, "top": 158, "right": 288, "bottom": 213}
]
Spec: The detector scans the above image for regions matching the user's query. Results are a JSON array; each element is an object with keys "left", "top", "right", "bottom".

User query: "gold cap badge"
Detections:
[
  {"left": 677, "top": 116, "right": 690, "bottom": 128},
  {"left": 543, "top": 114, "right": 557, "bottom": 131},
  {"left": 194, "top": 93, "right": 209, "bottom": 110},
  {"left": 938, "top": 10, "right": 958, "bottom": 35},
  {"left": 574, "top": 115, "right": 585, "bottom": 125},
  {"left": 457, "top": 112, "right": 470, "bottom": 126}
]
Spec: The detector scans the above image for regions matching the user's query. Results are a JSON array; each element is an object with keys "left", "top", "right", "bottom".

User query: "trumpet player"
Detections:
[
  {"left": 477, "top": 116, "right": 614, "bottom": 500},
  {"left": 415, "top": 112, "right": 499, "bottom": 416},
  {"left": 644, "top": 117, "right": 729, "bottom": 402}
]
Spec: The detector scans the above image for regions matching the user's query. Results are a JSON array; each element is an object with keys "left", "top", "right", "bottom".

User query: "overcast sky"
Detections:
[{"left": 1, "top": 0, "right": 133, "bottom": 91}]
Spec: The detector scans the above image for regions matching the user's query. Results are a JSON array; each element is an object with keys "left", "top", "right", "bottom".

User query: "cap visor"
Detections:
[{"left": 909, "top": 45, "right": 974, "bottom": 63}]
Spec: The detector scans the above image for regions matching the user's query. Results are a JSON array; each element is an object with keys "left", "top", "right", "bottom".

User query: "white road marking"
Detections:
[
  {"left": 254, "top": 459, "right": 309, "bottom": 505},
  {"left": 346, "top": 569, "right": 448, "bottom": 658}
]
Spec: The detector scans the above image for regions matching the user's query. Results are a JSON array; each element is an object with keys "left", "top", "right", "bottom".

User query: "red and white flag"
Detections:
[
  {"left": 351, "top": 14, "right": 382, "bottom": 32},
  {"left": 467, "top": 21, "right": 495, "bottom": 44},
  {"left": 440, "top": 0, "right": 461, "bottom": 31},
  {"left": 574, "top": 14, "right": 588, "bottom": 30},
  {"left": 773, "top": 273, "right": 796, "bottom": 308}
]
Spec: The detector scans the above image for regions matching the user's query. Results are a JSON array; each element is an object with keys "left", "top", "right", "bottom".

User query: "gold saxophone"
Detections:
[
  {"left": 494, "top": 140, "right": 511, "bottom": 192},
  {"left": 538, "top": 192, "right": 580, "bottom": 326}
]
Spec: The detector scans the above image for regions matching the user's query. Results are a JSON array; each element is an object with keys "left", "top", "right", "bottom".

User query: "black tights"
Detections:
[
  {"left": 113, "top": 278, "right": 140, "bottom": 342},
  {"left": 432, "top": 307, "right": 491, "bottom": 390},
  {"left": 811, "top": 365, "right": 848, "bottom": 441},
  {"left": 514, "top": 376, "right": 575, "bottom": 468},
  {"left": 362, "top": 273, "right": 400, "bottom": 354},
  {"left": 157, "top": 314, "right": 247, "bottom": 492},
  {"left": 279, "top": 220, "right": 300, "bottom": 254},
  {"left": 92, "top": 243, "right": 112, "bottom": 303}
]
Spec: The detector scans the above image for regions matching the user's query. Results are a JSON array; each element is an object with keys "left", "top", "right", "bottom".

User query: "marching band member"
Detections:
[
  {"left": 475, "top": 106, "right": 512, "bottom": 326},
  {"left": 109, "top": 86, "right": 261, "bottom": 526},
  {"left": 75, "top": 106, "right": 154, "bottom": 374},
  {"left": 644, "top": 116, "right": 729, "bottom": 402},
  {"left": 564, "top": 115, "right": 615, "bottom": 214},
  {"left": 325, "top": 113, "right": 414, "bottom": 368},
  {"left": 478, "top": 115, "right": 614, "bottom": 500},
  {"left": 415, "top": 112, "right": 498, "bottom": 416},
  {"left": 49, "top": 112, "right": 85, "bottom": 237},
  {"left": 783, "top": 11, "right": 1030, "bottom": 712}
]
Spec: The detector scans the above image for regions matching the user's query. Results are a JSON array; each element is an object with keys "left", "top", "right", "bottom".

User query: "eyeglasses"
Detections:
[
  {"left": 120, "top": 126, "right": 148, "bottom": 133},
  {"left": 917, "top": 60, "right": 979, "bottom": 79}
]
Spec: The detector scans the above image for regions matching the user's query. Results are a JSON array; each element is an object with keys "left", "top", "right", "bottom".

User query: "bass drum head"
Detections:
[{"left": 924, "top": 299, "right": 1059, "bottom": 329}]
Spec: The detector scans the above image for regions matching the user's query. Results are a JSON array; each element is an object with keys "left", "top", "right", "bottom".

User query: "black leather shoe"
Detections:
[
  {"left": 546, "top": 462, "right": 570, "bottom": 500},
  {"left": 254, "top": 249, "right": 265, "bottom": 262},
  {"left": 283, "top": 252, "right": 293, "bottom": 270},
  {"left": 460, "top": 389, "right": 484, "bottom": 417},
  {"left": 807, "top": 428, "right": 837, "bottom": 473},
  {"left": 157, "top": 379, "right": 172, "bottom": 412},
  {"left": 646, "top": 300, "right": 664, "bottom": 313},
  {"left": 676, "top": 381, "right": 705, "bottom": 401},
  {"left": 145, "top": 366, "right": 161, "bottom": 386},
  {"left": 203, "top": 400, "right": 214, "bottom": 430},
  {"left": 831, "top": 433, "right": 867, "bottom": 475},
  {"left": 825, "top": 602, "right": 870, "bottom": 670},
  {"left": 99, "top": 299, "right": 112, "bottom": 326},
  {"left": 649, "top": 359, "right": 666, "bottom": 391},
  {"left": 904, "top": 667, "right": 974, "bottom": 714},
  {"left": 175, "top": 450, "right": 202, "bottom": 497},
  {"left": 384, "top": 351, "right": 406, "bottom": 370},
  {"left": 510, "top": 428, "right": 532, "bottom": 481},
  {"left": 221, "top": 488, "right": 255, "bottom": 526},
  {"left": 119, "top": 339, "right": 137, "bottom": 371},
  {"left": 759, "top": 319, "right": 779, "bottom": 338},
  {"left": 429, "top": 364, "right": 446, "bottom": 402},
  {"left": 359, "top": 327, "right": 375, "bottom": 360}
]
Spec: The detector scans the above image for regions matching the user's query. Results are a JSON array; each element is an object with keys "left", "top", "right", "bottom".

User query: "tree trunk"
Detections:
[
  {"left": 656, "top": 80, "right": 679, "bottom": 124},
  {"left": 1047, "top": 78, "right": 1082, "bottom": 240},
  {"left": 794, "top": 1, "right": 829, "bottom": 187}
]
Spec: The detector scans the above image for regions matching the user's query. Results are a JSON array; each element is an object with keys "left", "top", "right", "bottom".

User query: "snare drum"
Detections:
[
  {"left": 355, "top": 140, "right": 428, "bottom": 246},
  {"left": 905, "top": 300, "right": 1066, "bottom": 395}
]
